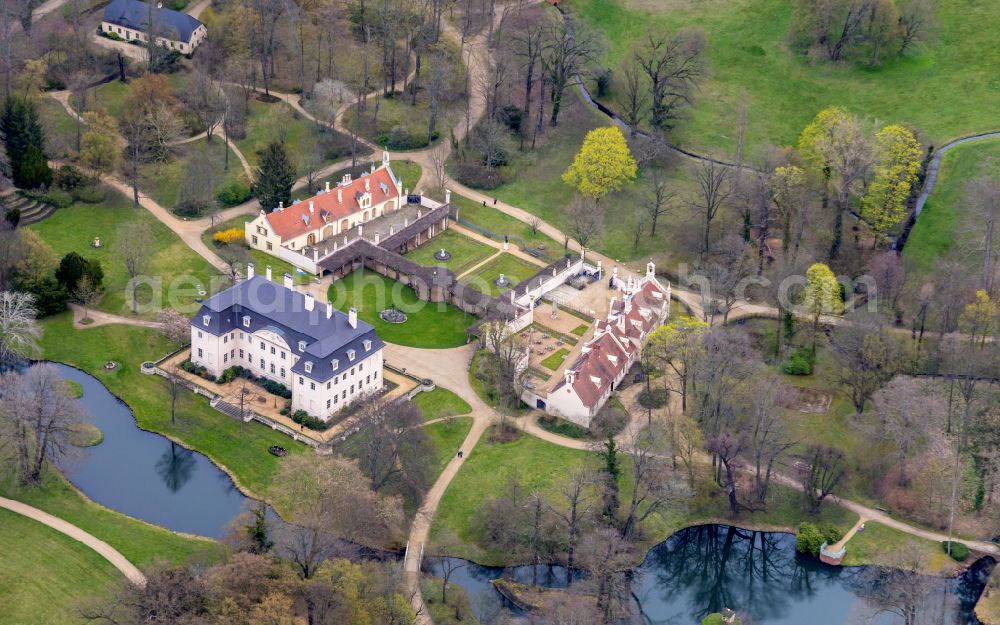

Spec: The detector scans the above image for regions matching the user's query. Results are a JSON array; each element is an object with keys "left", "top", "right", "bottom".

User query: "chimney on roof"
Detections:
[
  {"left": 266, "top": 265, "right": 272, "bottom": 281},
  {"left": 304, "top": 292, "right": 315, "bottom": 311},
  {"left": 382, "top": 150, "right": 390, "bottom": 167},
  {"left": 565, "top": 370, "right": 575, "bottom": 385},
  {"left": 309, "top": 200, "right": 315, "bottom": 214},
  {"left": 247, "top": 263, "right": 255, "bottom": 279},
  {"left": 325, "top": 181, "right": 330, "bottom": 193},
  {"left": 283, "top": 273, "right": 293, "bottom": 289},
  {"left": 445, "top": 189, "right": 451, "bottom": 204},
  {"left": 348, "top": 307, "right": 357, "bottom": 328},
  {"left": 278, "top": 201, "right": 284, "bottom": 211},
  {"left": 326, "top": 302, "right": 333, "bottom": 319},
  {"left": 365, "top": 177, "right": 370, "bottom": 192},
  {"left": 646, "top": 261, "right": 656, "bottom": 279},
  {"left": 370, "top": 161, "right": 376, "bottom": 173},
  {"left": 337, "top": 188, "right": 343, "bottom": 203},
  {"left": 343, "top": 173, "right": 351, "bottom": 185}
]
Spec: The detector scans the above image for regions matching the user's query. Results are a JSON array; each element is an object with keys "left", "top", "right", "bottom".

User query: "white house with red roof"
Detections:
[
  {"left": 246, "top": 152, "right": 403, "bottom": 260},
  {"left": 542, "top": 262, "right": 671, "bottom": 426}
]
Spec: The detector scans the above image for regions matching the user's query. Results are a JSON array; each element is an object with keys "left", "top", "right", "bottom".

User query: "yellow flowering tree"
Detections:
[
  {"left": 959, "top": 290, "right": 997, "bottom": 349},
  {"left": 802, "top": 262, "right": 843, "bottom": 352},
  {"left": 562, "top": 126, "right": 637, "bottom": 201},
  {"left": 861, "top": 124, "right": 922, "bottom": 245},
  {"left": 213, "top": 228, "right": 245, "bottom": 245}
]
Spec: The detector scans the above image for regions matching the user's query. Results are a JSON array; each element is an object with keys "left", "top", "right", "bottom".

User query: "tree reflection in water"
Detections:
[
  {"left": 631, "top": 525, "right": 987, "bottom": 625},
  {"left": 155, "top": 441, "right": 196, "bottom": 493}
]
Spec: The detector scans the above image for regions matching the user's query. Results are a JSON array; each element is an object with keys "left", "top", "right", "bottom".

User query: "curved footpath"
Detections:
[{"left": 0, "top": 496, "right": 147, "bottom": 586}]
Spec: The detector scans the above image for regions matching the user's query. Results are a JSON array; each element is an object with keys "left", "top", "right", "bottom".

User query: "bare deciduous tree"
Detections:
[
  {"left": 114, "top": 223, "right": 154, "bottom": 315},
  {"left": 0, "top": 290, "right": 40, "bottom": 365},
  {"left": 565, "top": 196, "right": 603, "bottom": 250},
  {"left": 633, "top": 28, "right": 706, "bottom": 131},
  {"left": 688, "top": 160, "right": 733, "bottom": 259}
]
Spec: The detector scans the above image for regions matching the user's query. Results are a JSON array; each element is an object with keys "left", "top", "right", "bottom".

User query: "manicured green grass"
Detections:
[
  {"left": 38, "top": 315, "right": 308, "bottom": 498},
  {"left": 413, "top": 387, "right": 472, "bottom": 421},
  {"left": 64, "top": 379, "right": 84, "bottom": 399},
  {"left": 89, "top": 79, "right": 130, "bottom": 119},
  {"left": 451, "top": 194, "right": 563, "bottom": 255},
  {"left": 0, "top": 471, "right": 223, "bottom": 572},
  {"left": 571, "top": 324, "right": 588, "bottom": 336},
  {"left": 236, "top": 99, "right": 348, "bottom": 169},
  {"left": 0, "top": 508, "right": 120, "bottom": 625},
  {"left": 904, "top": 138, "right": 1000, "bottom": 275},
  {"left": 461, "top": 253, "right": 542, "bottom": 297},
  {"left": 38, "top": 97, "right": 78, "bottom": 158},
  {"left": 391, "top": 160, "right": 422, "bottom": 192},
  {"left": 140, "top": 140, "right": 251, "bottom": 212},
  {"left": 405, "top": 229, "right": 496, "bottom": 274},
  {"left": 203, "top": 216, "right": 313, "bottom": 285},
  {"left": 430, "top": 429, "right": 597, "bottom": 562},
  {"left": 328, "top": 270, "right": 475, "bottom": 348},
  {"left": 424, "top": 417, "right": 474, "bottom": 476},
  {"left": 540, "top": 347, "right": 570, "bottom": 371},
  {"left": 348, "top": 94, "right": 453, "bottom": 151},
  {"left": 29, "top": 185, "right": 221, "bottom": 318},
  {"left": 842, "top": 521, "right": 959, "bottom": 574},
  {"left": 570, "top": 0, "right": 1000, "bottom": 156}
]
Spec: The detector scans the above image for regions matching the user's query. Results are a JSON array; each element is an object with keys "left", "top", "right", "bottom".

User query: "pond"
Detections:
[
  {"left": 52, "top": 362, "right": 251, "bottom": 538},
  {"left": 427, "top": 525, "right": 993, "bottom": 625}
]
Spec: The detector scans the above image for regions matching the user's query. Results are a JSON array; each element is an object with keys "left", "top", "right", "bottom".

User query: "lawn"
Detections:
[
  {"left": 413, "top": 387, "right": 472, "bottom": 421},
  {"left": 454, "top": 94, "right": 694, "bottom": 263},
  {"left": 348, "top": 93, "right": 454, "bottom": 151},
  {"left": 88, "top": 79, "right": 130, "bottom": 119},
  {"left": 841, "top": 521, "right": 960, "bottom": 575},
  {"left": 424, "top": 417, "right": 474, "bottom": 476},
  {"left": 37, "top": 315, "right": 308, "bottom": 498},
  {"left": 540, "top": 347, "right": 570, "bottom": 371},
  {"left": 430, "top": 429, "right": 597, "bottom": 563},
  {"left": 203, "top": 216, "right": 314, "bottom": 285},
  {"left": 236, "top": 98, "right": 351, "bottom": 169},
  {"left": 903, "top": 138, "right": 1000, "bottom": 276},
  {"left": 327, "top": 270, "right": 475, "bottom": 348},
  {"left": 0, "top": 508, "right": 121, "bottom": 625},
  {"left": 140, "top": 139, "right": 251, "bottom": 212},
  {"left": 38, "top": 96, "right": 78, "bottom": 159},
  {"left": 29, "top": 185, "right": 221, "bottom": 318},
  {"left": 460, "top": 253, "right": 542, "bottom": 297},
  {"left": 571, "top": 324, "right": 588, "bottom": 336},
  {"left": 451, "top": 194, "right": 563, "bottom": 257},
  {"left": 567, "top": 0, "right": 1000, "bottom": 156},
  {"left": 405, "top": 229, "right": 496, "bottom": 275},
  {"left": 0, "top": 471, "right": 223, "bottom": 572}
]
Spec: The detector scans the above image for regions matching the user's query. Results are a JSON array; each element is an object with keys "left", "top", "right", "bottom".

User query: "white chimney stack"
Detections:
[
  {"left": 278, "top": 201, "right": 284, "bottom": 211},
  {"left": 326, "top": 303, "right": 333, "bottom": 319},
  {"left": 445, "top": 189, "right": 452, "bottom": 204},
  {"left": 304, "top": 292, "right": 315, "bottom": 311},
  {"left": 247, "top": 263, "right": 255, "bottom": 279},
  {"left": 325, "top": 181, "right": 330, "bottom": 193},
  {"left": 382, "top": 150, "right": 390, "bottom": 167},
  {"left": 365, "top": 177, "right": 370, "bottom": 192},
  {"left": 266, "top": 265, "right": 272, "bottom": 281},
  {"left": 348, "top": 307, "right": 357, "bottom": 328},
  {"left": 309, "top": 200, "right": 315, "bottom": 214},
  {"left": 283, "top": 273, "right": 293, "bottom": 289},
  {"left": 337, "top": 188, "right": 343, "bottom": 203}
]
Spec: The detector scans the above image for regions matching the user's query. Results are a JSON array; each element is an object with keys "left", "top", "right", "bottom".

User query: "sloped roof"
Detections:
[
  {"left": 193, "top": 276, "right": 383, "bottom": 382},
  {"left": 265, "top": 167, "right": 400, "bottom": 241},
  {"left": 103, "top": 0, "right": 204, "bottom": 43}
]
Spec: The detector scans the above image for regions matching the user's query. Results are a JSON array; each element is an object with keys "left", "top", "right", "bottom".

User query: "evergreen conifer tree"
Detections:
[{"left": 253, "top": 140, "right": 296, "bottom": 211}]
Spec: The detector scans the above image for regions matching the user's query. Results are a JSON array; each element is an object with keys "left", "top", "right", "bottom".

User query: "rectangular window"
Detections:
[
  {"left": 239, "top": 349, "right": 244, "bottom": 359},
  {"left": 252, "top": 235, "right": 259, "bottom": 245},
  {"left": 270, "top": 346, "right": 275, "bottom": 355},
  {"left": 223, "top": 354, "right": 228, "bottom": 363},
  {"left": 281, "top": 352, "right": 285, "bottom": 360},
  {"left": 310, "top": 382, "right": 315, "bottom": 390},
  {"left": 223, "top": 335, "right": 228, "bottom": 343},
  {"left": 366, "top": 375, "right": 370, "bottom": 384},
  {"left": 326, "top": 381, "right": 331, "bottom": 390},
  {"left": 342, "top": 390, "right": 346, "bottom": 399},
  {"left": 260, "top": 341, "right": 265, "bottom": 350},
  {"left": 280, "top": 368, "right": 285, "bottom": 378},
  {"left": 326, "top": 399, "right": 331, "bottom": 409},
  {"left": 299, "top": 377, "right": 304, "bottom": 386},
  {"left": 359, "top": 363, "right": 364, "bottom": 372},
  {"left": 267, "top": 242, "right": 273, "bottom": 251},
  {"left": 197, "top": 331, "right": 202, "bottom": 338},
  {"left": 270, "top": 363, "right": 275, "bottom": 374},
  {"left": 350, "top": 384, "right": 354, "bottom": 394},
  {"left": 197, "top": 348, "right": 203, "bottom": 357},
  {"left": 260, "top": 359, "right": 265, "bottom": 369}
]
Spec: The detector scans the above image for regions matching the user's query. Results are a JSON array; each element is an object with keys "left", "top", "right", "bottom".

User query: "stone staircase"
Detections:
[
  {"left": 211, "top": 397, "right": 249, "bottom": 420},
  {"left": 10, "top": 193, "right": 57, "bottom": 226}
]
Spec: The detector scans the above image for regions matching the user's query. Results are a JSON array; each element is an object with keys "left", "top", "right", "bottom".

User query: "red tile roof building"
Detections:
[
  {"left": 245, "top": 152, "right": 404, "bottom": 256},
  {"left": 545, "top": 263, "right": 671, "bottom": 426}
]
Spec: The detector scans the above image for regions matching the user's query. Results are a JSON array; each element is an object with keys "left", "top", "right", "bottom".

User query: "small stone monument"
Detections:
[
  {"left": 494, "top": 273, "right": 511, "bottom": 288},
  {"left": 92, "top": 236, "right": 102, "bottom": 248},
  {"left": 434, "top": 248, "right": 451, "bottom": 261}
]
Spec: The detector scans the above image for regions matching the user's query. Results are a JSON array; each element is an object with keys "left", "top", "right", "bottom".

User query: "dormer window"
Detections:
[
  {"left": 202, "top": 315, "right": 210, "bottom": 326},
  {"left": 590, "top": 375, "right": 602, "bottom": 386},
  {"left": 363, "top": 339, "right": 372, "bottom": 352},
  {"left": 607, "top": 354, "right": 618, "bottom": 365},
  {"left": 242, "top": 315, "right": 250, "bottom": 328},
  {"left": 304, "top": 361, "right": 313, "bottom": 374},
  {"left": 298, "top": 341, "right": 307, "bottom": 352},
  {"left": 331, "top": 359, "right": 339, "bottom": 371},
  {"left": 347, "top": 349, "right": 356, "bottom": 361}
]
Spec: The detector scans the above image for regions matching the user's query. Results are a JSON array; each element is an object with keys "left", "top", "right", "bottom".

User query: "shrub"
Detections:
[
  {"left": 217, "top": 180, "right": 252, "bottom": 206},
  {"left": 796, "top": 522, "right": 824, "bottom": 557},
  {"left": 218, "top": 366, "right": 244, "bottom": 384},
  {"left": 591, "top": 403, "right": 628, "bottom": 438},
  {"left": 782, "top": 347, "right": 815, "bottom": 375},
  {"left": 702, "top": 615, "right": 724, "bottom": 625},
  {"left": 941, "top": 541, "right": 970, "bottom": 561},
  {"left": 260, "top": 378, "right": 292, "bottom": 399},
  {"left": 638, "top": 388, "right": 668, "bottom": 409},
  {"left": 819, "top": 522, "right": 844, "bottom": 545},
  {"left": 499, "top": 105, "right": 523, "bottom": 133},
  {"left": 291, "top": 409, "right": 329, "bottom": 431},
  {"left": 43, "top": 189, "right": 73, "bottom": 208},
  {"left": 4, "top": 207, "right": 19, "bottom": 227},
  {"left": 454, "top": 162, "right": 503, "bottom": 189},
  {"left": 595, "top": 67, "right": 613, "bottom": 97},
  {"left": 54, "top": 165, "right": 90, "bottom": 192},
  {"left": 73, "top": 186, "right": 105, "bottom": 203},
  {"left": 213, "top": 227, "right": 245, "bottom": 245}
]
